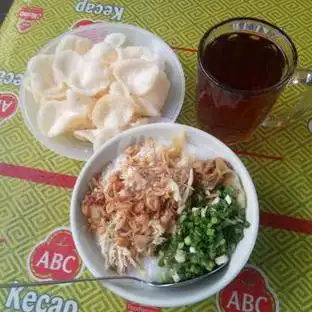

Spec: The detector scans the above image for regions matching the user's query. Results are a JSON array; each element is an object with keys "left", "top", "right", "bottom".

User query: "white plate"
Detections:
[
  {"left": 70, "top": 123, "right": 259, "bottom": 308},
  {"left": 19, "top": 23, "right": 185, "bottom": 161}
]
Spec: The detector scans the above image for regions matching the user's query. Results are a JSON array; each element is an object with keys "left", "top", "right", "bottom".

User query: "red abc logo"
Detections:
[
  {"left": 218, "top": 266, "right": 278, "bottom": 312},
  {"left": 0, "top": 92, "right": 19, "bottom": 123},
  {"left": 28, "top": 228, "right": 83, "bottom": 281}
]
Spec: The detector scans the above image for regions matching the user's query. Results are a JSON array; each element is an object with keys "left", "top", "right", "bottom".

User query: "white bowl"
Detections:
[
  {"left": 70, "top": 123, "right": 259, "bottom": 308},
  {"left": 19, "top": 23, "right": 185, "bottom": 161}
]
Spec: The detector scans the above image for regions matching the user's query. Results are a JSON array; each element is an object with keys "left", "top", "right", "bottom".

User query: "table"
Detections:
[{"left": 0, "top": 0, "right": 312, "bottom": 311}]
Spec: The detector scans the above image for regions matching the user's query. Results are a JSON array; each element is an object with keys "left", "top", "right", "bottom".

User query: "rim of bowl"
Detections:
[
  {"left": 70, "top": 123, "right": 259, "bottom": 307},
  {"left": 19, "top": 22, "right": 185, "bottom": 160}
]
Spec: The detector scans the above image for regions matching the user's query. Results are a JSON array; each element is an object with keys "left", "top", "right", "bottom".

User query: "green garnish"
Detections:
[{"left": 156, "top": 186, "right": 249, "bottom": 282}]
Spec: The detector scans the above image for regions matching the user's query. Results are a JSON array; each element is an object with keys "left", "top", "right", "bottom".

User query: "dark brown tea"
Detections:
[
  {"left": 202, "top": 32, "right": 286, "bottom": 90},
  {"left": 197, "top": 32, "right": 287, "bottom": 143}
]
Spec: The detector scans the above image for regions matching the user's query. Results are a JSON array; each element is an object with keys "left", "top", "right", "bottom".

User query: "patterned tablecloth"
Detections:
[{"left": 1, "top": 1, "right": 312, "bottom": 311}]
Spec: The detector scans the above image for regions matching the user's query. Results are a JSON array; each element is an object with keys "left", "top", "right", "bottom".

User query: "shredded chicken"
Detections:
[
  {"left": 193, "top": 158, "right": 234, "bottom": 190},
  {"left": 81, "top": 135, "right": 235, "bottom": 274},
  {"left": 82, "top": 136, "right": 192, "bottom": 273}
]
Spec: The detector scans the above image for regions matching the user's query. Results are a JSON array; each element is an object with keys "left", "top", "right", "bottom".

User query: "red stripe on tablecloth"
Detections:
[
  {"left": 260, "top": 212, "right": 312, "bottom": 235},
  {"left": 232, "top": 150, "right": 284, "bottom": 161},
  {"left": 1, "top": 163, "right": 312, "bottom": 235},
  {"left": 0, "top": 163, "right": 76, "bottom": 189},
  {"left": 171, "top": 46, "right": 198, "bottom": 53}
]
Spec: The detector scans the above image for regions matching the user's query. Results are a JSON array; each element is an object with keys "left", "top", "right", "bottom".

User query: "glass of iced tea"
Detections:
[{"left": 196, "top": 17, "right": 312, "bottom": 144}]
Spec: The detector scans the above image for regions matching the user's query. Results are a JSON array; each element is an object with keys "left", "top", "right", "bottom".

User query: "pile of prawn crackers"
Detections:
[{"left": 26, "top": 33, "right": 171, "bottom": 151}]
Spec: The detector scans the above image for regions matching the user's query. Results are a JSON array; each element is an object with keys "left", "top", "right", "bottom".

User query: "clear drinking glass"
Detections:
[{"left": 196, "top": 17, "right": 312, "bottom": 144}]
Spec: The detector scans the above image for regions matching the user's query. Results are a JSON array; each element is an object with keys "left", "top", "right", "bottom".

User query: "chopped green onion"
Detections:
[
  {"left": 175, "top": 250, "right": 186, "bottom": 263},
  {"left": 189, "top": 246, "right": 196, "bottom": 253},
  {"left": 157, "top": 186, "right": 249, "bottom": 282},
  {"left": 184, "top": 236, "right": 191, "bottom": 245}
]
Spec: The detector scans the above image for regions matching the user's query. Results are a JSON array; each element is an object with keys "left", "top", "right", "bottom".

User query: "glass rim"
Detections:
[{"left": 197, "top": 17, "right": 298, "bottom": 95}]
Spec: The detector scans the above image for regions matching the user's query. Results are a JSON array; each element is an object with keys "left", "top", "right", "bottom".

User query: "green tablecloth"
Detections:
[{"left": 1, "top": 1, "right": 312, "bottom": 311}]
